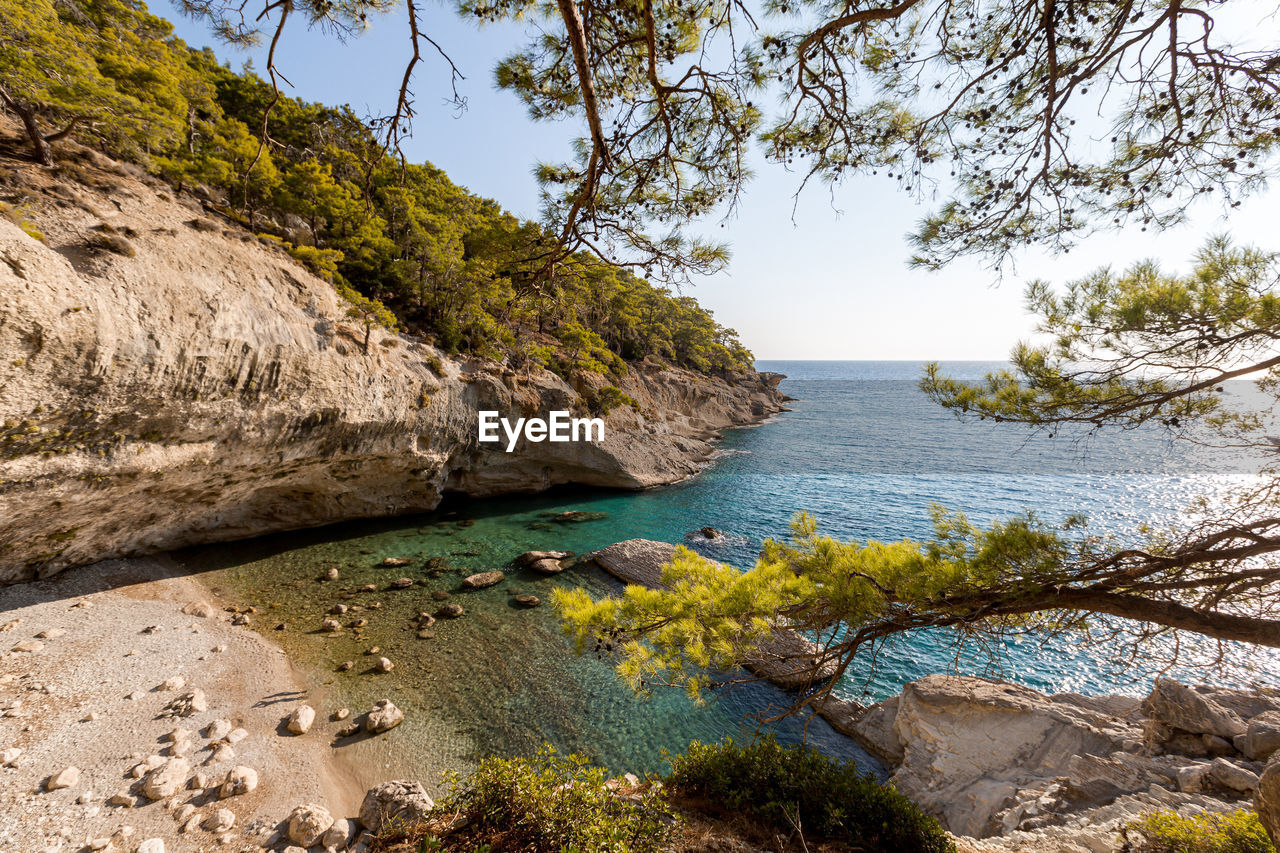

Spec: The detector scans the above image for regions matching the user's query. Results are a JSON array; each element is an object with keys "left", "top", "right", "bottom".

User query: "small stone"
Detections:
[
  {"left": 527, "top": 558, "right": 566, "bottom": 575},
  {"left": 350, "top": 619, "right": 369, "bottom": 629},
  {"left": 513, "top": 594, "right": 541, "bottom": 607},
  {"left": 326, "top": 568, "right": 340, "bottom": 581},
  {"left": 159, "top": 676, "right": 185, "bottom": 691},
  {"left": 321, "top": 619, "right": 342, "bottom": 633},
  {"left": 336, "top": 723, "right": 361, "bottom": 738},
  {"left": 182, "top": 601, "right": 218, "bottom": 618},
  {"left": 205, "top": 720, "right": 232, "bottom": 740},
  {"left": 46, "top": 766, "right": 80, "bottom": 790},
  {"left": 380, "top": 557, "right": 412, "bottom": 567},
  {"left": 172, "top": 803, "right": 196, "bottom": 822},
  {"left": 2, "top": 747, "right": 21, "bottom": 766},
  {"left": 165, "top": 728, "right": 191, "bottom": 743},
  {"left": 212, "top": 644, "right": 227, "bottom": 653},
  {"left": 330, "top": 604, "right": 348, "bottom": 615},
  {"left": 389, "top": 578, "right": 414, "bottom": 589},
  {"left": 417, "top": 613, "right": 435, "bottom": 627},
  {"left": 366, "top": 699, "right": 405, "bottom": 733},
  {"left": 360, "top": 584, "right": 377, "bottom": 592},
  {"left": 1176, "top": 764, "right": 1210, "bottom": 793},
  {"left": 225, "top": 728, "right": 248, "bottom": 745},
  {"left": 109, "top": 790, "right": 135, "bottom": 807},
  {"left": 287, "top": 705, "right": 316, "bottom": 734},
  {"left": 287, "top": 803, "right": 334, "bottom": 847},
  {"left": 188, "top": 771, "right": 210, "bottom": 790},
  {"left": 375, "top": 657, "right": 394, "bottom": 673},
  {"left": 141, "top": 758, "right": 191, "bottom": 800},
  {"left": 205, "top": 743, "right": 235, "bottom": 765},
  {"left": 332, "top": 708, "right": 350, "bottom": 721},
  {"left": 231, "top": 613, "right": 251, "bottom": 626},
  {"left": 219, "top": 765, "right": 258, "bottom": 798},
  {"left": 136, "top": 840, "right": 164, "bottom": 853},
  {"left": 436, "top": 603, "right": 463, "bottom": 618},
  {"left": 321, "top": 817, "right": 353, "bottom": 850},
  {"left": 76, "top": 790, "right": 93, "bottom": 804},
  {"left": 430, "top": 591, "right": 450, "bottom": 602},
  {"left": 162, "top": 689, "right": 207, "bottom": 718},
  {"left": 368, "top": 602, "right": 382, "bottom": 609},
  {"left": 11, "top": 640, "right": 43, "bottom": 653},
  {"left": 87, "top": 837, "right": 111, "bottom": 850},
  {"left": 204, "top": 808, "right": 236, "bottom": 833},
  {"left": 338, "top": 661, "right": 354, "bottom": 672},
  {"left": 168, "top": 739, "right": 192, "bottom": 757},
  {"left": 461, "top": 571, "right": 505, "bottom": 589},
  {"left": 35, "top": 628, "right": 66, "bottom": 639}
]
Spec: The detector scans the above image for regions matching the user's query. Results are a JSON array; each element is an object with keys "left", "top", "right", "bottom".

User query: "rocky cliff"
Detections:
[{"left": 0, "top": 147, "right": 787, "bottom": 583}]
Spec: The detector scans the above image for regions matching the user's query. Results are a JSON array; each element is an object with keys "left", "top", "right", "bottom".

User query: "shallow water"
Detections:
[{"left": 176, "top": 360, "right": 1280, "bottom": 788}]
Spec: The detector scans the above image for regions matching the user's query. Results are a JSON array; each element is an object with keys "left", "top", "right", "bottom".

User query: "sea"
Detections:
[{"left": 177, "top": 360, "right": 1279, "bottom": 787}]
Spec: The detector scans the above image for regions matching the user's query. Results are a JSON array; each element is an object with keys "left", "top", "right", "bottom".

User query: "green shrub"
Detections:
[
  {"left": 665, "top": 736, "right": 955, "bottom": 852},
  {"left": 87, "top": 232, "right": 135, "bottom": 256},
  {"left": 432, "top": 746, "right": 672, "bottom": 853},
  {"left": 1126, "top": 809, "right": 1274, "bottom": 853},
  {"left": 591, "top": 385, "right": 642, "bottom": 416},
  {"left": 0, "top": 203, "right": 45, "bottom": 243}
]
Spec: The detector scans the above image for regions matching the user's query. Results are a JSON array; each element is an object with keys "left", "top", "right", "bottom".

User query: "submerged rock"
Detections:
[
  {"left": 515, "top": 550, "right": 571, "bottom": 566},
  {"left": 527, "top": 558, "right": 567, "bottom": 575},
  {"left": 461, "top": 571, "right": 505, "bottom": 589},
  {"left": 513, "top": 594, "right": 541, "bottom": 607},
  {"left": 366, "top": 699, "right": 405, "bottom": 733},
  {"left": 380, "top": 557, "right": 412, "bottom": 568},
  {"left": 436, "top": 603, "right": 463, "bottom": 619}
]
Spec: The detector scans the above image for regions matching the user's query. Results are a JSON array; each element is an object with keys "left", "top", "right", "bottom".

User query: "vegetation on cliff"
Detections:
[{"left": 0, "top": 0, "right": 754, "bottom": 375}]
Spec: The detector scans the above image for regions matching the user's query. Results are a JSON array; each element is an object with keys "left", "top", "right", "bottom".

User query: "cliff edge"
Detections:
[{"left": 0, "top": 147, "right": 787, "bottom": 583}]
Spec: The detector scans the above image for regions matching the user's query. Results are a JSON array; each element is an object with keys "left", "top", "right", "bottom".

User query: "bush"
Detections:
[
  {"left": 429, "top": 746, "right": 673, "bottom": 853},
  {"left": 1126, "top": 810, "right": 1274, "bottom": 853},
  {"left": 589, "top": 385, "right": 642, "bottom": 416},
  {"left": 87, "top": 232, "right": 135, "bottom": 257},
  {"left": 665, "top": 736, "right": 955, "bottom": 852}
]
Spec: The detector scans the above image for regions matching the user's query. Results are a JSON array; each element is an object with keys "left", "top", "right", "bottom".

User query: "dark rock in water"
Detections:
[
  {"left": 457, "top": 519, "right": 475, "bottom": 528},
  {"left": 461, "top": 571, "right": 505, "bottom": 589},
  {"left": 425, "top": 557, "right": 448, "bottom": 569},
  {"left": 417, "top": 630, "right": 435, "bottom": 639},
  {"left": 528, "top": 558, "right": 567, "bottom": 575},
  {"left": 360, "top": 549, "right": 375, "bottom": 555},
  {"left": 550, "top": 511, "right": 608, "bottom": 524},
  {"left": 436, "top": 603, "right": 463, "bottom": 618},
  {"left": 380, "top": 557, "right": 412, "bottom": 568},
  {"left": 514, "top": 594, "right": 541, "bottom": 607},
  {"left": 417, "top": 613, "right": 436, "bottom": 627},
  {"left": 526, "top": 522, "right": 552, "bottom": 531},
  {"left": 337, "top": 661, "right": 354, "bottom": 672},
  {"left": 515, "top": 550, "right": 572, "bottom": 566},
  {"left": 451, "top": 548, "right": 483, "bottom": 557},
  {"left": 389, "top": 578, "right": 414, "bottom": 590},
  {"left": 699, "top": 527, "right": 722, "bottom": 539},
  {"left": 360, "top": 584, "right": 377, "bottom": 592},
  {"left": 431, "top": 591, "right": 451, "bottom": 601}
]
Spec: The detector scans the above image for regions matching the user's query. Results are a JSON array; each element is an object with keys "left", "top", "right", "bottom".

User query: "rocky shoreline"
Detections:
[
  {"left": 818, "top": 674, "right": 1280, "bottom": 851},
  {"left": 0, "top": 142, "right": 789, "bottom": 584}
]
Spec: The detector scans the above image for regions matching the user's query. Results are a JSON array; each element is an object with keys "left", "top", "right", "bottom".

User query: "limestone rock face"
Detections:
[
  {"left": 589, "top": 539, "right": 839, "bottom": 690},
  {"left": 1243, "top": 711, "right": 1280, "bottom": 762},
  {"left": 0, "top": 154, "right": 788, "bottom": 583},
  {"left": 358, "top": 780, "right": 434, "bottom": 833}
]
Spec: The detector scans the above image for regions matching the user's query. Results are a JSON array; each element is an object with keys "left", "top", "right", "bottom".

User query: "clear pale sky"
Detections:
[{"left": 162, "top": 3, "right": 1280, "bottom": 360}]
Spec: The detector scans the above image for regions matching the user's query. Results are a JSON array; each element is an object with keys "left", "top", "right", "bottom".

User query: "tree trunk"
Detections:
[{"left": 0, "top": 89, "right": 53, "bottom": 166}]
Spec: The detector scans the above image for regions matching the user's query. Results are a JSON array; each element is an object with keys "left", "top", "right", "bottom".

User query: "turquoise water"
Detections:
[{"left": 178, "top": 360, "right": 1278, "bottom": 785}]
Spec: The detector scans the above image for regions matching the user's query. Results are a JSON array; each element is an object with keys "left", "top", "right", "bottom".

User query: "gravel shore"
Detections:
[{"left": 0, "top": 556, "right": 364, "bottom": 852}]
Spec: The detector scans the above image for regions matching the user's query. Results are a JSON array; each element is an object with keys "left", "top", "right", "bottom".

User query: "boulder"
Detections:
[
  {"left": 461, "top": 571, "right": 505, "bottom": 589},
  {"left": 366, "top": 699, "right": 405, "bottom": 733},
  {"left": 288, "top": 803, "right": 334, "bottom": 847},
  {"left": 219, "top": 765, "right": 258, "bottom": 798},
  {"left": 203, "top": 808, "right": 236, "bottom": 833},
  {"left": 141, "top": 758, "right": 191, "bottom": 800},
  {"left": 513, "top": 594, "right": 541, "bottom": 607},
  {"left": 1209, "top": 757, "right": 1259, "bottom": 794},
  {"left": 136, "top": 840, "right": 164, "bottom": 853},
  {"left": 287, "top": 704, "right": 316, "bottom": 734},
  {"left": 1258, "top": 753, "right": 1280, "bottom": 847},
  {"left": 380, "top": 557, "right": 412, "bottom": 568},
  {"left": 321, "top": 817, "right": 354, "bottom": 851},
  {"left": 1242, "top": 711, "right": 1280, "bottom": 761},
  {"left": 527, "top": 558, "right": 566, "bottom": 575},
  {"left": 359, "top": 780, "right": 434, "bottom": 833},
  {"left": 1143, "top": 678, "right": 1247, "bottom": 739},
  {"left": 699, "top": 527, "right": 722, "bottom": 539}
]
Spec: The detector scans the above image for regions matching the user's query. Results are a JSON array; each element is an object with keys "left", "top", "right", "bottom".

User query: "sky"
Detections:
[{"left": 162, "top": 3, "right": 1280, "bottom": 360}]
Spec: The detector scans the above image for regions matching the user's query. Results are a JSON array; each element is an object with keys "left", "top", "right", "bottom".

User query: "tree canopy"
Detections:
[
  {"left": 0, "top": 0, "right": 755, "bottom": 376},
  {"left": 164, "top": 0, "right": 1280, "bottom": 280},
  {"left": 557, "top": 237, "right": 1280, "bottom": 706}
]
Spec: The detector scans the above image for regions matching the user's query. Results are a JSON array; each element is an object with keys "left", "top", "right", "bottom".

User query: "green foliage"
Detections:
[
  {"left": 0, "top": 203, "right": 45, "bottom": 242},
  {"left": 431, "top": 746, "right": 673, "bottom": 853},
  {"left": 665, "top": 737, "right": 954, "bottom": 852},
  {"left": 0, "top": 0, "right": 753, "bottom": 376},
  {"left": 589, "top": 386, "right": 642, "bottom": 416},
  {"left": 1127, "top": 810, "right": 1275, "bottom": 853}
]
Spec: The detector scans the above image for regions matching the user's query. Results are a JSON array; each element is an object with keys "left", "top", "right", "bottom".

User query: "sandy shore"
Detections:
[{"left": 0, "top": 556, "right": 365, "bottom": 852}]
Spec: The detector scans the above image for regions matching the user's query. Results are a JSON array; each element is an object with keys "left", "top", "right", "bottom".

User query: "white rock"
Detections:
[
  {"left": 2, "top": 747, "right": 21, "bottom": 766},
  {"left": 1210, "top": 757, "right": 1260, "bottom": 793},
  {"left": 141, "top": 758, "right": 191, "bottom": 800},
  {"left": 365, "top": 699, "right": 405, "bottom": 733},
  {"left": 359, "top": 780, "right": 434, "bottom": 832},
  {"left": 11, "top": 640, "right": 43, "bottom": 653},
  {"left": 87, "top": 838, "right": 110, "bottom": 851},
  {"left": 35, "top": 629, "right": 66, "bottom": 639},
  {"left": 205, "top": 743, "right": 235, "bottom": 765},
  {"left": 204, "top": 808, "right": 236, "bottom": 833},
  {"left": 376, "top": 656, "right": 394, "bottom": 672},
  {"left": 172, "top": 803, "right": 196, "bottom": 823},
  {"left": 219, "top": 766, "right": 258, "bottom": 798},
  {"left": 181, "top": 601, "right": 218, "bottom": 618},
  {"left": 136, "top": 840, "right": 164, "bottom": 853},
  {"left": 164, "top": 728, "right": 191, "bottom": 743},
  {"left": 225, "top": 727, "right": 248, "bottom": 744},
  {"left": 287, "top": 803, "right": 335, "bottom": 847},
  {"left": 205, "top": 719, "right": 232, "bottom": 740},
  {"left": 287, "top": 704, "right": 316, "bottom": 734},
  {"left": 321, "top": 817, "right": 353, "bottom": 850},
  {"left": 159, "top": 676, "right": 185, "bottom": 691},
  {"left": 46, "top": 766, "right": 80, "bottom": 790},
  {"left": 108, "top": 790, "right": 135, "bottom": 807}
]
